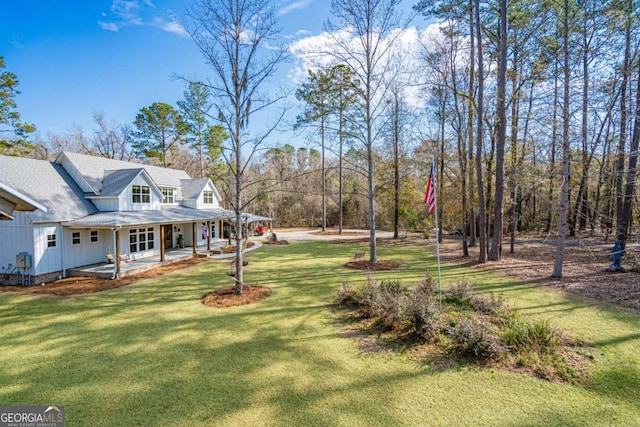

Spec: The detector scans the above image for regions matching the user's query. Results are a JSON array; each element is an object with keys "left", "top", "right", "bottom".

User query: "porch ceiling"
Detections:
[{"left": 64, "top": 206, "right": 232, "bottom": 229}]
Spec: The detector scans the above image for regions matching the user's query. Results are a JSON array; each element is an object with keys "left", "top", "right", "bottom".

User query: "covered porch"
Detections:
[
  {"left": 67, "top": 241, "right": 228, "bottom": 279},
  {"left": 65, "top": 206, "right": 233, "bottom": 279}
]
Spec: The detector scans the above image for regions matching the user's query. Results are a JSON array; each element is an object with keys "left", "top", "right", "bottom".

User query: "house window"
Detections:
[
  {"left": 72, "top": 232, "right": 81, "bottom": 245},
  {"left": 147, "top": 228, "right": 155, "bottom": 250},
  {"left": 47, "top": 234, "right": 56, "bottom": 248},
  {"left": 132, "top": 185, "right": 150, "bottom": 203},
  {"left": 129, "top": 230, "right": 137, "bottom": 252},
  {"left": 203, "top": 190, "right": 213, "bottom": 204},
  {"left": 161, "top": 188, "right": 175, "bottom": 204},
  {"left": 90, "top": 230, "right": 98, "bottom": 242},
  {"left": 129, "top": 228, "right": 154, "bottom": 252}
]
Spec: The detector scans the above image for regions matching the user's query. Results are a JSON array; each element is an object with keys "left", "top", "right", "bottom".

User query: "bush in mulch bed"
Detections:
[{"left": 334, "top": 272, "right": 592, "bottom": 384}]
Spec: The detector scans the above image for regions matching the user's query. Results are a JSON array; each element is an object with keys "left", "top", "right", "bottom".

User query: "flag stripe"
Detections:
[{"left": 424, "top": 163, "right": 436, "bottom": 214}]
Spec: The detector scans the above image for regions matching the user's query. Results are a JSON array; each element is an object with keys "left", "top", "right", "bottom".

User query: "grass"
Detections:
[{"left": 0, "top": 240, "right": 639, "bottom": 426}]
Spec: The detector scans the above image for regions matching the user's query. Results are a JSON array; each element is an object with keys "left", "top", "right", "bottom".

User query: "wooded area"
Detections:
[{"left": 2, "top": 0, "right": 639, "bottom": 274}]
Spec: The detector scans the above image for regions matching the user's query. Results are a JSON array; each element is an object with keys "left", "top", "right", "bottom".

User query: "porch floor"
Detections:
[{"left": 67, "top": 241, "right": 228, "bottom": 279}]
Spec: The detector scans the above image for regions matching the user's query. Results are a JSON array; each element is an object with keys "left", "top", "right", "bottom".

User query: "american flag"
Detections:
[{"left": 424, "top": 162, "right": 436, "bottom": 215}]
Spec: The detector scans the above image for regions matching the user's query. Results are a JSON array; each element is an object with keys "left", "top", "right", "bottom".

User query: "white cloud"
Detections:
[
  {"left": 278, "top": 0, "right": 312, "bottom": 16},
  {"left": 99, "top": 0, "right": 186, "bottom": 37},
  {"left": 152, "top": 17, "right": 188, "bottom": 38},
  {"left": 289, "top": 24, "right": 448, "bottom": 107},
  {"left": 98, "top": 21, "right": 120, "bottom": 32}
]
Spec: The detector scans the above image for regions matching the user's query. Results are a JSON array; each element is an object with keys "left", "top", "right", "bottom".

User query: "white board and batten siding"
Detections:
[
  {"left": 33, "top": 224, "right": 62, "bottom": 276},
  {"left": 196, "top": 183, "right": 221, "bottom": 210},
  {"left": 119, "top": 175, "right": 162, "bottom": 211},
  {"left": 0, "top": 212, "right": 35, "bottom": 271},
  {"left": 63, "top": 228, "right": 111, "bottom": 268}
]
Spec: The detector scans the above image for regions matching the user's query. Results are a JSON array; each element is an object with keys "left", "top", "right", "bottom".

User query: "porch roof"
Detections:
[{"left": 64, "top": 206, "right": 233, "bottom": 229}]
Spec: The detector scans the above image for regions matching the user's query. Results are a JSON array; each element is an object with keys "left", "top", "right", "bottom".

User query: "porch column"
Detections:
[
  {"left": 160, "top": 225, "right": 165, "bottom": 263},
  {"left": 192, "top": 222, "right": 197, "bottom": 257},
  {"left": 114, "top": 229, "right": 121, "bottom": 279},
  {"left": 206, "top": 220, "right": 211, "bottom": 251}
]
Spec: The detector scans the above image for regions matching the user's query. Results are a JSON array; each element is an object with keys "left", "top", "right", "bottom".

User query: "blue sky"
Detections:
[{"left": 0, "top": 0, "right": 333, "bottom": 142}]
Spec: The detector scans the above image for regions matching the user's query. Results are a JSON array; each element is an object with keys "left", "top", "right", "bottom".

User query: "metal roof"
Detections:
[
  {"left": 100, "top": 168, "right": 145, "bottom": 196},
  {"left": 180, "top": 178, "right": 211, "bottom": 199},
  {"left": 57, "top": 151, "right": 191, "bottom": 195},
  {"left": 66, "top": 206, "right": 231, "bottom": 228}
]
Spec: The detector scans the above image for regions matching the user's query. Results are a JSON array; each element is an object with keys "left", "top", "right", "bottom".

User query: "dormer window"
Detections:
[
  {"left": 132, "top": 185, "right": 150, "bottom": 203},
  {"left": 161, "top": 188, "right": 175, "bottom": 204},
  {"left": 203, "top": 190, "right": 213, "bottom": 204}
]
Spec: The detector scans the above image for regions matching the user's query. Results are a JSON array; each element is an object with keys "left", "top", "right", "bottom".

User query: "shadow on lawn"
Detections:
[
  {"left": 0, "top": 300, "right": 422, "bottom": 425},
  {"left": 2, "top": 241, "right": 640, "bottom": 425}
]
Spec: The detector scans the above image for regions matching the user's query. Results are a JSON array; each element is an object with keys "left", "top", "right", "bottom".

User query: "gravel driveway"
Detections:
[{"left": 260, "top": 228, "right": 394, "bottom": 242}]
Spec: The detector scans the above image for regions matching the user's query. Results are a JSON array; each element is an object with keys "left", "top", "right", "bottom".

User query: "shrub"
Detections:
[
  {"left": 469, "top": 293, "right": 506, "bottom": 315},
  {"left": 448, "top": 317, "right": 504, "bottom": 360},
  {"left": 414, "top": 272, "right": 436, "bottom": 298},
  {"left": 443, "top": 280, "right": 474, "bottom": 307},
  {"left": 375, "top": 291, "right": 407, "bottom": 331},
  {"left": 404, "top": 292, "right": 442, "bottom": 342},
  {"left": 335, "top": 283, "right": 361, "bottom": 307},
  {"left": 359, "top": 274, "right": 382, "bottom": 318},
  {"left": 370, "top": 279, "right": 407, "bottom": 330},
  {"left": 501, "top": 314, "right": 560, "bottom": 352}
]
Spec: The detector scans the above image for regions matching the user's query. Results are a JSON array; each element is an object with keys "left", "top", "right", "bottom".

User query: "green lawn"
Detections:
[{"left": 1, "top": 240, "right": 639, "bottom": 426}]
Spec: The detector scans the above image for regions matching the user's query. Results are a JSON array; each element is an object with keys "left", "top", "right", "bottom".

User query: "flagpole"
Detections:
[{"left": 432, "top": 155, "right": 442, "bottom": 308}]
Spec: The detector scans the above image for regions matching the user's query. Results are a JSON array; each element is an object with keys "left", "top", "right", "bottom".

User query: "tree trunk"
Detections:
[
  {"left": 468, "top": 0, "right": 477, "bottom": 248},
  {"left": 475, "top": 0, "right": 486, "bottom": 263},
  {"left": 615, "top": 0, "right": 632, "bottom": 246},
  {"left": 393, "top": 92, "right": 400, "bottom": 239},
  {"left": 489, "top": 0, "right": 507, "bottom": 261},
  {"left": 618, "top": 52, "right": 640, "bottom": 251},
  {"left": 552, "top": 0, "right": 571, "bottom": 278}
]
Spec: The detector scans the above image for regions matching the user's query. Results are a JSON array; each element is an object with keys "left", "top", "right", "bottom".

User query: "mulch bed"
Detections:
[
  {"left": 0, "top": 257, "right": 210, "bottom": 296},
  {"left": 439, "top": 236, "right": 640, "bottom": 310},
  {"left": 311, "top": 230, "right": 369, "bottom": 236},
  {"left": 344, "top": 260, "right": 402, "bottom": 271},
  {"left": 210, "top": 241, "right": 256, "bottom": 254},
  {"left": 201, "top": 285, "right": 272, "bottom": 308}
]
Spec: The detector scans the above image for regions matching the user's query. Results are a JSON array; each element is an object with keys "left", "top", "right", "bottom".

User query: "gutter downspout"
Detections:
[{"left": 60, "top": 225, "right": 66, "bottom": 278}]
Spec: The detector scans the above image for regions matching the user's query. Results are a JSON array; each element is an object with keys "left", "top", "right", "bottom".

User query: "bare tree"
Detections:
[
  {"left": 183, "top": 0, "right": 288, "bottom": 293},
  {"left": 87, "top": 111, "right": 134, "bottom": 160},
  {"left": 475, "top": 0, "right": 487, "bottom": 263},
  {"left": 325, "top": 0, "right": 413, "bottom": 263},
  {"left": 552, "top": 0, "right": 572, "bottom": 278}
]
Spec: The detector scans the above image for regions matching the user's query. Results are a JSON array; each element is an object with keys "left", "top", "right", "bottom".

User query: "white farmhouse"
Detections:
[{"left": 0, "top": 151, "right": 248, "bottom": 283}]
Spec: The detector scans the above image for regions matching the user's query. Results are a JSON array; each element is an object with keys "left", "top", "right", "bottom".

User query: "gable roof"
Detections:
[
  {"left": 57, "top": 151, "right": 191, "bottom": 195},
  {"left": 0, "top": 155, "right": 97, "bottom": 222},
  {"left": 97, "top": 169, "right": 162, "bottom": 198},
  {"left": 180, "top": 178, "right": 213, "bottom": 200},
  {"left": 100, "top": 169, "right": 145, "bottom": 197}
]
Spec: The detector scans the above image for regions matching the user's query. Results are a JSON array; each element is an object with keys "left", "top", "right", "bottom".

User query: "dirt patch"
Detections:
[
  {"left": 0, "top": 257, "right": 210, "bottom": 296},
  {"left": 201, "top": 285, "right": 271, "bottom": 308},
  {"left": 344, "top": 259, "right": 402, "bottom": 271},
  {"left": 439, "top": 236, "right": 640, "bottom": 310}
]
